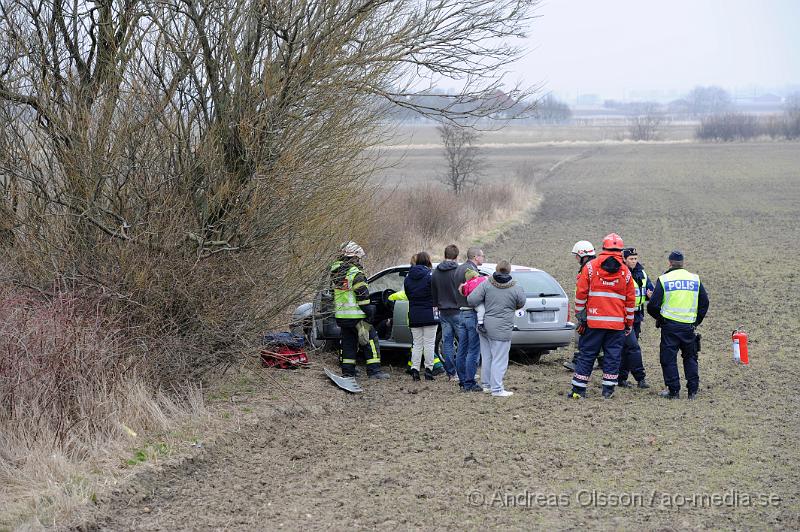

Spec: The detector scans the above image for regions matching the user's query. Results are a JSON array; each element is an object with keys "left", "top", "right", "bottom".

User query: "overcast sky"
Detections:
[{"left": 511, "top": 0, "right": 800, "bottom": 101}]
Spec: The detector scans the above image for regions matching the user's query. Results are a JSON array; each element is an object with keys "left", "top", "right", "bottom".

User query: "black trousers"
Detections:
[
  {"left": 337, "top": 318, "right": 382, "bottom": 376},
  {"left": 619, "top": 325, "right": 646, "bottom": 383},
  {"left": 659, "top": 321, "right": 699, "bottom": 395}
]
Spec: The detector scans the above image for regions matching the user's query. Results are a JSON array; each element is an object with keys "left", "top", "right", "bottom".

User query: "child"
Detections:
[{"left": 460, "top": 275, "right": 487, "bottom": 332}]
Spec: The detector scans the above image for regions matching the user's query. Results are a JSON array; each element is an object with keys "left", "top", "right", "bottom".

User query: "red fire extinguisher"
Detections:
[{"left": 732, "top": 327, "right": 749, "bottom": 365}]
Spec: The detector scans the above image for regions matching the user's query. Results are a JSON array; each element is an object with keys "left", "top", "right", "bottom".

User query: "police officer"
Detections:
[
  {"left": 330, "top": 242, "right": 389, "bottom": 379},
  {"left": 569, "top": 233, "right": 636, "bottom": 400},
  {"left": 617, "top": 247, "right": 653, "bottom": 389},
  {"left": 647, "top": 250, "right": 709, "bottom": 399}
]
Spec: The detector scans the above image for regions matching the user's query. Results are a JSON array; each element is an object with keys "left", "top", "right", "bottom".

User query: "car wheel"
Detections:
[
  {"left": 513, "top": 350, "right": 546, "bottom": 364},
  {"left": 435, "top": 325, "right": 461, "bottom": 355},
  {"left": 435, "top": 326, "right": 457, "bottom": 366},
  {"left": 304, "top": 318, "right": 329, "bottom": 350}
]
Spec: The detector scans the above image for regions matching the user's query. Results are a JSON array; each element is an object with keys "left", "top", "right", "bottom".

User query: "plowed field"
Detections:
[{"left": 95, "top": 141, "right": 800, "bottom": 530}]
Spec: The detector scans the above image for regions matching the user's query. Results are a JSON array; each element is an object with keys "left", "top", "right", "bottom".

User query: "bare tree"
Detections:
[
  {"left": 438, "top": 124, "right": 483, "bottom": 194},
  {"left": 784, "top": 92, "right": 800, "bottom": 139},
  {"left": 533, "top": 94, "right": 572, "bottom": 123},
  {"left": 627, "top": 102, "right": 664, "bottom": 141},
  {"left": 685, "top": 85, "right": 732, "bottom": 117},
  {"left": 784, "top": 92, "right": 800, "bottom": 113},
  {"left": 0, "top": 0, "right": 541, "bottom": 380}
]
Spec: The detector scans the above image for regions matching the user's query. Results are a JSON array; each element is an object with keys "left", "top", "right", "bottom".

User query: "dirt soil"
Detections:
[{"left": 94, "top": 142, "right": 800, "bottom": 530}]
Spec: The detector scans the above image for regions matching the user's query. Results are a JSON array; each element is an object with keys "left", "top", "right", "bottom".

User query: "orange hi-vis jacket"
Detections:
[{"left": 574, "top": 251, "right": 636, "bottom": 330}]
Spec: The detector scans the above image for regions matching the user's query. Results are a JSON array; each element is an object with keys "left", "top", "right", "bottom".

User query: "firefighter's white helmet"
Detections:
[
  {"left": 571, "top": 240, "right": 596, "bottom": 258},
  {"left": 341, "top": 241, "right": 366, "bottom": 258}
]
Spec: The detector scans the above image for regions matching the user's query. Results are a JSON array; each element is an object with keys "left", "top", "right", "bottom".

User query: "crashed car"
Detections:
[{"left": 291, "top": 262, "right": 575, "bottom": 362}]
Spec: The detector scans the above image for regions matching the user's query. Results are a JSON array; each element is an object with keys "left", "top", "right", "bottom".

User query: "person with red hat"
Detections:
[{"left": 569, "top": 233, "right": 636, "bottom": 399}]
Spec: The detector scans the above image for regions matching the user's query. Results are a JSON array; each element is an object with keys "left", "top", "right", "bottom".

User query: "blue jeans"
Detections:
[
  {"left": 439, "top": 311, "right": 461, "bottom": 377},
  {"left": 456, "top": 309, "right": 480, "bottom": 389}
]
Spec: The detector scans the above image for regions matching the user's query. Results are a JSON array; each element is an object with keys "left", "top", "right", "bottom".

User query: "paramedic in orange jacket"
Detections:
[{"left": 569, "top": 233, "right": 636, "bottom": 399}]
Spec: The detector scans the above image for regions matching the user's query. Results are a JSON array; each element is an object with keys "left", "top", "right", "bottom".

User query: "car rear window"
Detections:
[{"left": 511, "top": 271, "right": 565, "bottom": 297}]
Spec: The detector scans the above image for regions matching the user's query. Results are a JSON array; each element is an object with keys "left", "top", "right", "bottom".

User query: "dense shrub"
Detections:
[
  {"left": 696, "top": 113, "right": 760, "bottom": 141},
  {"left": 696, "top": 113, "right": 800, "bottom": 141},
  {"left": 0, "top": 287, "right": 132, "bottom": 446}
]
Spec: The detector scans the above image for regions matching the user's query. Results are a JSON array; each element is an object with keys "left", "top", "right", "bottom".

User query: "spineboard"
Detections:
[{"left": 324, "top": 366, "right": 363, "bottom": 393}]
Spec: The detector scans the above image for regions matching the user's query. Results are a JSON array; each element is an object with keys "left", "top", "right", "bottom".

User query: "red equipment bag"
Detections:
[{"left": 260, "top": 332, "right": 309, "bottom": 369}]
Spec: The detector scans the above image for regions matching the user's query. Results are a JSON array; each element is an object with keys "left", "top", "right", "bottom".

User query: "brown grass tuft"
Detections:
[{"left": 357, "top": 180, "right": 536, "bottom": 269}]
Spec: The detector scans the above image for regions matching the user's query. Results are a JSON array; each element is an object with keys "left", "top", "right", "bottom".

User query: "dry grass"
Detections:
[
  {"left": 358, "top": 178, "right": 538, "bottom": 270},
  {"left": 0, "top": 282, "right": 210, "bottom": 529},
  {"left": 0, "top": 376, "right": 208, "bottom": 530}
]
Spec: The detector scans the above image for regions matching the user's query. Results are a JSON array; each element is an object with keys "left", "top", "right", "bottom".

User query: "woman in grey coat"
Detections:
[{"left": 466, "top": 260, "right": 526, "bottom": 397}]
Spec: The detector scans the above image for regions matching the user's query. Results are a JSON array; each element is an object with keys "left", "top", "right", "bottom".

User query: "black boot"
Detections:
[
  {"left": 563, "top": 352, "right": 578, "bottom": 371},
  {"left": 410, "top": 369, "right": 420, "bottom": 381},
  {"left": 424, "top": 368, "right": 434, "bottom": 381},
  {"left": 659, "top": 389, "right": 679, "bottom": 399}
]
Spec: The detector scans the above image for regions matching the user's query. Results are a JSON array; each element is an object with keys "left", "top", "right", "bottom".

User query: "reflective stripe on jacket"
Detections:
[
  {"left": 575, "top": 251, "right": 636, "bottom": 330},
  {"left": 658, "top": 269, "right": 700, "bottom": 324},
  {"left": 331, "top": 261, "right": 368, "bottom": 319},
  {"left": 634, "top": 270, "right": 649, "bottom": 308}
]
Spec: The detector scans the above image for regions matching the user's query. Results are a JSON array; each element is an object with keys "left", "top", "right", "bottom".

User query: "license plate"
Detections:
[{"left": 529, "top": 310, "right": 555, "bottom": 323}]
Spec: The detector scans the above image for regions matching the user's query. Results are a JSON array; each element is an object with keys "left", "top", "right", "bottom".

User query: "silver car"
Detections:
[{"left": 291, "top": 262, "right": 575, "bottom": 362}]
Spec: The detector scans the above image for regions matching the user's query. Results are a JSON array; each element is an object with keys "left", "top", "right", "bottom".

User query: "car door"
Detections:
[{"left": 368, "top": 267, "right": 412, "bottom": 344}]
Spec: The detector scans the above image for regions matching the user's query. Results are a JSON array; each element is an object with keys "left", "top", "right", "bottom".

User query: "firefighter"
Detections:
[
  {"left": 647, "top": 250, "right": 709, "bottom": 400},
  {"left": 330, "top": 242, "right": 389, "bottom": 379},
  {"left": 569, "top": 233, "right": 636, "bottom": 399},
  {"left": 563, "top": 240, "right": 596, "bottom": 372},
  {"left": 617, "top": 247, "right": 653, "bottom": 389}
]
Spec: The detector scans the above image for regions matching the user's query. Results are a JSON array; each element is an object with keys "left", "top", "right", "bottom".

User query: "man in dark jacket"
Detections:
[
  {"left": 618, "top": 247, "right": 653, "bottom": 389},
  {"left": 431, "top": 244, "right": 461, "bottom": 381},
  {"left": 647, "top": 250, "right": 709, "bottom": 400},
  {"left": 454, "top": 247, "right": 484, "bottom": 392}
]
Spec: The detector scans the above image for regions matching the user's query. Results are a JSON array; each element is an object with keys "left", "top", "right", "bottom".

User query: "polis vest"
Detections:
[{"left": 658, "top": 269, "right": 700, "bottom": 324}]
